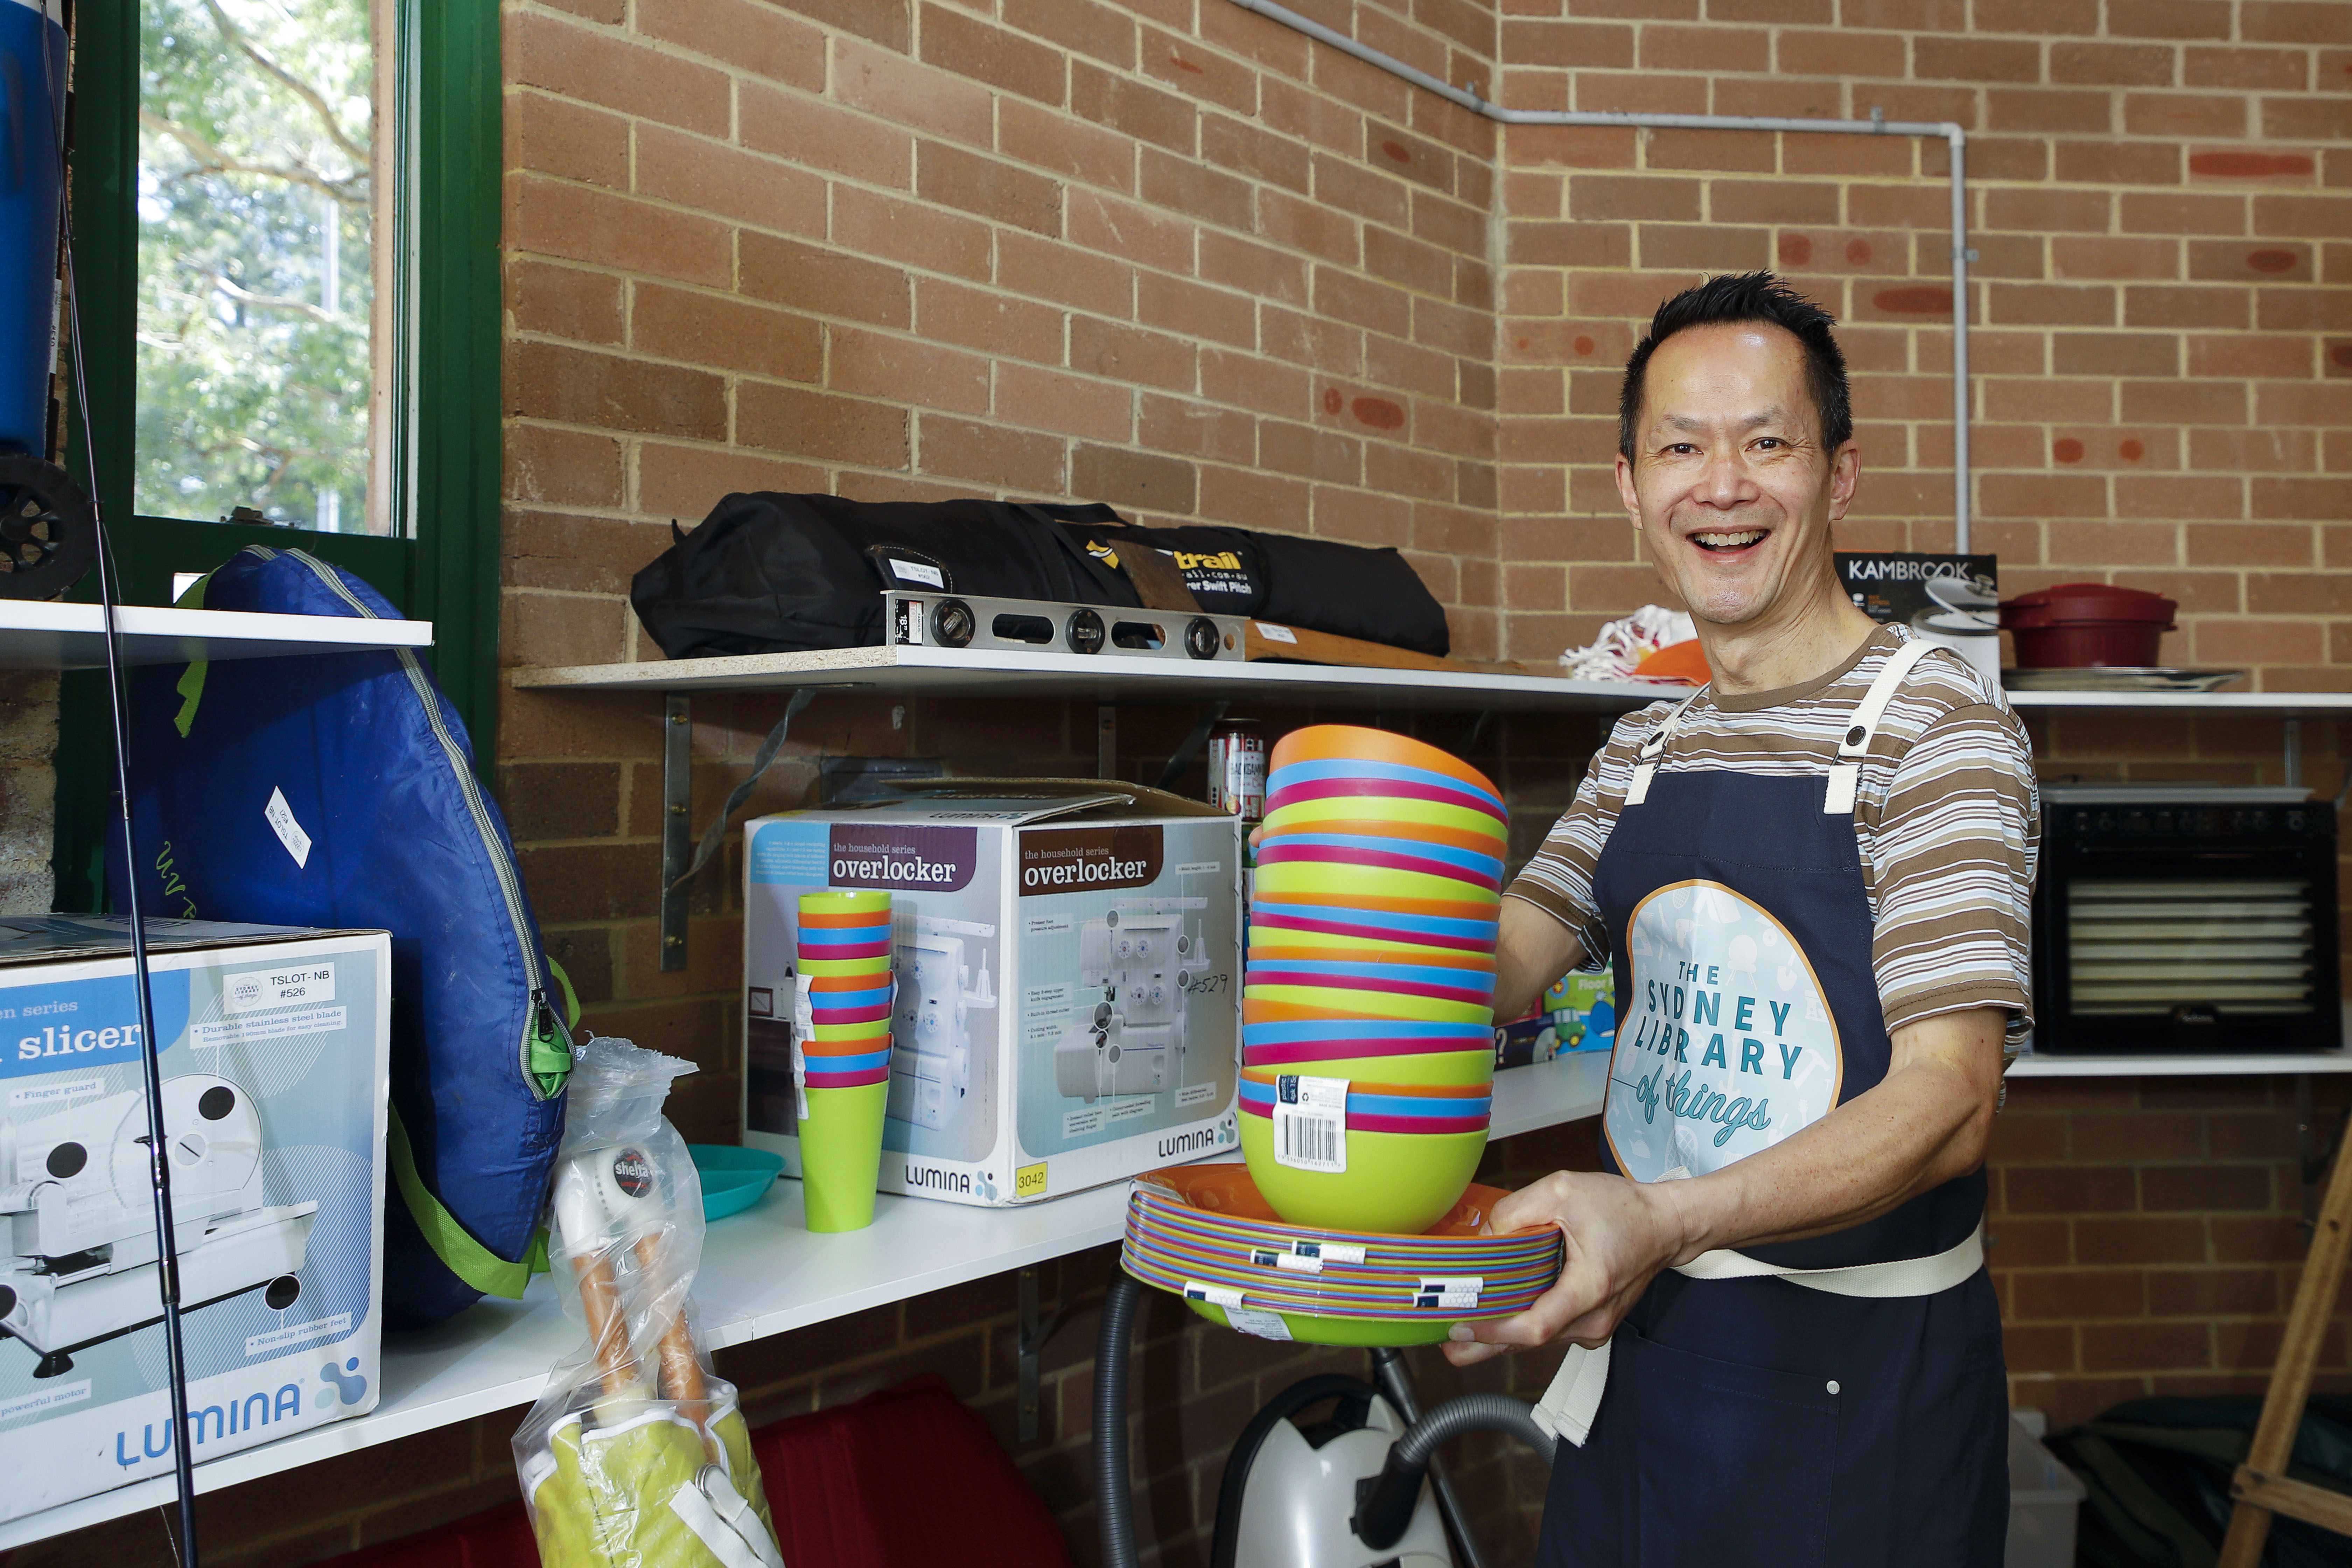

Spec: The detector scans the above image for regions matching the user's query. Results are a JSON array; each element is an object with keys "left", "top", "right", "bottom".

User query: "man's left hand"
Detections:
[{"left": 1442, "top": 1170, "right": 1692, "bottom": 1365}]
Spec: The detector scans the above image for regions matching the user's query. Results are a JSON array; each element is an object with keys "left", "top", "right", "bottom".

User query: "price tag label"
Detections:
[
  {"left": 1226, "top": 1306, "right": 1293, "bottom": 1341},
  {"left": 1414, "top": 1276, "right": 1485, "bottom": 1310},
  {"left": 1273, "top": 1074, "right": 1348, "bottom": 1173},
  {"left": 1251, "top": 1247, "right": 1323, "bottom": 1274},
  {"left": 1183, "top": 1280, "right": 1247, "bottom": 1310}
]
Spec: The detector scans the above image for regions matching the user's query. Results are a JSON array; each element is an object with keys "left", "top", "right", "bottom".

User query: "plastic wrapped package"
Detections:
[{"left": 514, "top": 1038, "right": 784, "bottom": 1568}]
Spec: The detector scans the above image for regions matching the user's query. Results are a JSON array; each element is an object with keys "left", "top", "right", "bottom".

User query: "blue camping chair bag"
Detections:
[{"left": 107, "top": 545, "right": 571, "bottom": 1330}]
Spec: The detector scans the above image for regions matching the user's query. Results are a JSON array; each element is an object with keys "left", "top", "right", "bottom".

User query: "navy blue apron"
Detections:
[{"left": 1534, "top": 678, "right": 2009, "bottom": 1566}]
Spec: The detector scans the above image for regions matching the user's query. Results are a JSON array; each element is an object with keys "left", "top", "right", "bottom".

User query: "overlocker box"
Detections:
[
  {"left": 0, "top": 917, "right": 390, "bottom": 1524},
  {"left": 742, "top": 783, "right": 1242, "bottom": 1206}
]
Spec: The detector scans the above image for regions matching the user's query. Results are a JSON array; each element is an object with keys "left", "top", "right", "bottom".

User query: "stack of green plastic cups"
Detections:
[{"left": 796, "top": 889, "right": 895, "bottom": 1232}]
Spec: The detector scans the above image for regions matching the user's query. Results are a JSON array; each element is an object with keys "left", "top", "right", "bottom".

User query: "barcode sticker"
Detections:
[
  {"left": 1273, "top": 1074, "right": 1348, "bottom": 1173},
  {"left": 1183, "top": 1281, "right": 1247, "bottom": 1310},
  {"left": 1226, "top": 1306, "right": 1293, "bottom": 1341},
  {"left": 1252, "top": 1247, "right": 1324, "bottom": 1274},
  {"left": 1414, "top": 1275, "right": 1484, "bottom": 1310},
  {"left": 1294, "top": 1240, "right": 1365, "bottom": 1265}
]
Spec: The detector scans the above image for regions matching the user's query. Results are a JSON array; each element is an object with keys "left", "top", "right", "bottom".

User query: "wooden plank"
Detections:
[
  {"left": 2232, "top": 1468, "right": 2352, "bottom": 1536},
  {"left": 1244, "top": 619, "right": 1477, "bottom": 673},
  {"left": 2217, "top": 1132, "right": 2352, "bottom": 1567}
]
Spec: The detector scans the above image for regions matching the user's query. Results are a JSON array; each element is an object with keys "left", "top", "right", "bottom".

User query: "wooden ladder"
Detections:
[{"left": 2217, "top": 1116, "right": 2352, "bottom": 1563}]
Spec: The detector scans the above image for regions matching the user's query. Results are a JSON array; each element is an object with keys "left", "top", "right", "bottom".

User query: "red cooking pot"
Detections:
[{"left": 1999, "top": 582, "right": 2177, "bottom": 668}]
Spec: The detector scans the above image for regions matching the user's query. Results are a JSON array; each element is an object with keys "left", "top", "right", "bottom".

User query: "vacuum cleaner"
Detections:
[{"left": 1094, "top": 1273, "right": 1556, "bottom": 1568}]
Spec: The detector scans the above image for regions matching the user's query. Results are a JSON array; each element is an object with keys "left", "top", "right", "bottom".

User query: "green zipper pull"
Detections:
[{"left": 527, "top": 987, "right": 573, "bottom": 1099}]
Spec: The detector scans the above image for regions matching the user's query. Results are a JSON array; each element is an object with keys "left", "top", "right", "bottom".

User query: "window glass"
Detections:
[{"left": 135, "top": 0, "right": 388, "bottom": 533}]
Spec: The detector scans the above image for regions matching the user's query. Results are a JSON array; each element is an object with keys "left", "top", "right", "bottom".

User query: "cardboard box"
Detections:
[
  {"left": 0, "top": 917, "right": 390, "bottom": 1525},
  {"left": 743, "top": 783, "right": 1242, "bottom": 1206},
  {"left": 1496, "top": 966, "right": 1616, "bottom": 1070},
  {"left": 1834, "top": 552, "right": 2000, "bottom": 681}
]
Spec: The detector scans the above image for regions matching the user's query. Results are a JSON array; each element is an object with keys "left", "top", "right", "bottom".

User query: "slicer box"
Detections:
[
  {"left": 0, "top": 917, "right": 390, "bottom": 1525},
  {"left": 742, "top": 783, "right": 1242, "bottom": 1206}
]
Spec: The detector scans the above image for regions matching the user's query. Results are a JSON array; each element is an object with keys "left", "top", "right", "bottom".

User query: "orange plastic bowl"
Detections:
[{"left": 1269, "top": 725, "right": 1502, "bottom": 801}]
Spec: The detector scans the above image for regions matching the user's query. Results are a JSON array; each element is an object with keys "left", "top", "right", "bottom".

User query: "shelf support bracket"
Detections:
[
  {"left": 2285, "top": 718, "right": 2303, "bottom": 790},
  {"left": 1017, "top": 1266, "right": 1066, "bottom": 1444},
  {"left": 660, "top": 694, "right": 692, "bottom": 972},
  {"left": 1096, "top": 704, "right": 1118, "bottom": 781}
]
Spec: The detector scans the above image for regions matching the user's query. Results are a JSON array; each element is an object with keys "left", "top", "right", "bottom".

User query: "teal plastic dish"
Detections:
[{"left": 689, "top": 1144, "right": 784, "bottom": 1221}]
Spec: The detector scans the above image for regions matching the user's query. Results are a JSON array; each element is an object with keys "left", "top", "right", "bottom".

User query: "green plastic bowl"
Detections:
[
  {"left": 689, "top": 1144, "right": 784, "bottom": 1222},
  {"left": 1240, "top": 1116, "right": 1487, "bottom": 1234}
]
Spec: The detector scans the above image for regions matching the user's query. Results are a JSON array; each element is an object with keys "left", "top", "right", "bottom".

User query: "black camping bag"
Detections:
[
  {"left": 630, "top": 492, "right": 1451, "bottom": 659},
  {"left": 1052, "top": 519, "right": 1449, "bottom": 657},
  {"left": 631, "top": 493, "right": 1144, "bottom": 659},
  {"left": 2045, "top": 1395, "right": 2352, "bottom": 1568}
]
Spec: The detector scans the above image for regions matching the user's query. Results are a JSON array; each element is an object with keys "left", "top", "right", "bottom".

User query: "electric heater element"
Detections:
[{"left": 0, "top": 1074, "right": 317, "bottom": 1378}]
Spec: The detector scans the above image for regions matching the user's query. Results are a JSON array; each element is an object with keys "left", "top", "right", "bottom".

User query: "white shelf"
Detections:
[
  {"left": 1493, "top": 1049, "right": 1610, "bottom": 1138},
  {"left": 2008, "top": 1048, "right": 2352, "bottom": 1078},
  {"left": 0, "top": 1062, "right": 1604, "bottom": 1550},
  {"left": 2005, "top": 688, "right": 2352, "bottom": 714},
  {"left": 514, "top": 644, "right": 2352, "bottom": 716},
  {"left": 514, "top": 644, "right": 1670, "bottom": 713},
  {"left": 0, "top": 601, "right": 432, "bottom": 671}
]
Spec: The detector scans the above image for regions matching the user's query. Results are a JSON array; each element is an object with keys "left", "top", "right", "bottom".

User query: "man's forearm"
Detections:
[
  {"left": 1656, "top": 1008, "right": 2006, "bottom": 1263},
  {"left": 1493, "top": 896, "right": 1582, "bottom": 1023}
]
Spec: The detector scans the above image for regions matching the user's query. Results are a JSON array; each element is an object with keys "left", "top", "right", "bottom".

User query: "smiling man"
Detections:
[{"left": 1463, "top": 274, "right": 2040, "bottom": 1564}]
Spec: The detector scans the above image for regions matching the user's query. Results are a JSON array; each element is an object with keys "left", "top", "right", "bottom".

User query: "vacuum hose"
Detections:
[
  {"left": 1352, "top": 1393, "right": 1558, "bottom": 1554},
  {"left": 1097, "top": 1273, "right": 1146, "bottom": 1568}
]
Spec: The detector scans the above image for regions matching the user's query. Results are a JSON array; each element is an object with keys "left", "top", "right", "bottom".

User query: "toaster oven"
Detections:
[{"left": 2032, "top": 786, "right": 2341, "bottom": 1055}]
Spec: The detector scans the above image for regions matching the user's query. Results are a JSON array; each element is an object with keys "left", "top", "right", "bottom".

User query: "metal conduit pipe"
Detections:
[{"left": 1223, "top": 0, "right": 1975, "bottom": 552}]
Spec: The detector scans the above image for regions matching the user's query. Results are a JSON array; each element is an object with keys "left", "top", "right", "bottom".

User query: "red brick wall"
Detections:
[{"left": 21, "top": 2, "right": 2352, "bottom": 1564}]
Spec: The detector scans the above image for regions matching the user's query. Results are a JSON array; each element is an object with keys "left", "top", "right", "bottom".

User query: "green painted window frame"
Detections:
[{"left": 51, "top": 0, "right": 503, "bottom": 911}]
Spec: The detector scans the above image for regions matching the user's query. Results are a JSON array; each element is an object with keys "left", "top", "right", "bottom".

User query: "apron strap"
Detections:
[
  {"left": 1622, "top": 690, "right": 1707, "bottom": 806},
  {"left": 1823, "top": 637, "right": 1939, "bottom": 816},
  {"left": 1531, "top": 1219, "right": 1986, "bottom": 1447}
]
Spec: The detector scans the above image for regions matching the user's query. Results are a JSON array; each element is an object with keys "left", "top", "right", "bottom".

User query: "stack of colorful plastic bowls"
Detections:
[
  {"left": 1241, "top": 725, "right": 1507, "bottom": 1233},
  {"left": 1236, "top": 1065, "right": 1491, "bottom": 1232},
  {"left": 1121, "top": 1164, "right": 1562, "bottom": 1347},
  {"left": 797, "top": 890, "right": 895, "bottom": 1089}
]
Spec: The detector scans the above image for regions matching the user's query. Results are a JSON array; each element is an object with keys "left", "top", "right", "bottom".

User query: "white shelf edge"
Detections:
[
  {"left": 2008, "top": 1048, "right": 2352, "bottom": 1078},
  {"left": 0, "top": 1070, "right": 1602, "bottom": 1551},
  {"left": 0, "top": 602, "right": 432, "bottom": 672},
  {"left": 512, "top": 646, "right": 2352, "bottom": 716}
]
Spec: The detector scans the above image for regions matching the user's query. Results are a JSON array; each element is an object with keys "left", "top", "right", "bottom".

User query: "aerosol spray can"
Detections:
[
  {"left": 1206, "top": 718, "right": 1266, "bottom": 821},
  {"left": 1208, "top": 718, "right": 1266, "bottom": 916}
]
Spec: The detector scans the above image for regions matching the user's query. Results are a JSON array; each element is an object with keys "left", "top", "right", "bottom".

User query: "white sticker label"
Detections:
[
  {"left": 1225, "top": 1306, "right": 1293, "bottom": 1341},
  {"left": 1273, "top": 1074, "right": 1348, "bottom": 1173},
  {"left": 192, "top": 1006, "right": 346, "bottom": 1049},
  {"left": 1254, "top": 621, "right": 1298, "bottom": 644},
  {"left": 7, "top": 1076, "right": 102, "bottom": 1111},
  {"left": 1414, "top": 1276, "right": 1485, "bottom": 1309},
  {"left": 1252, "top": 1247, "right": 1324, "bottom": 1274},
  {"left": 1183, "top": 1280, "right": 1247, "bottom": 1310},
  {"left": 0, "top": 1379, "right": 89, "bottom": 1425},
  {"left": 890, "top": 559, "right": 945, "bottom": 587},
  {"left": 244, "top": 1311, "right": 352, "bottom": 1358},
  {"left": 791, "top": 976, "right": 813, "bottom": 1121},
  {"left": 1294, "top": 1240, "right": 1365, "bottom": 1266},
  {"left": 224, "top": 963, "right": 335, "bottom": 1014},
  {"left": 263, "top": 787, "right": 312, "bottom": 869}
]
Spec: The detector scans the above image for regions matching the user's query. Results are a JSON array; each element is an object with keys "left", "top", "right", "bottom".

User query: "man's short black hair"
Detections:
[{"left": 1617, "top": 272, "right": 1851, "bottom": 462}]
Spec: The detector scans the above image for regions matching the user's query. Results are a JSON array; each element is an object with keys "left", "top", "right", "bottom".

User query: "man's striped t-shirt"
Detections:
[{"left": 1507, "top": 622, "right": 2040, "bottom": 1044}]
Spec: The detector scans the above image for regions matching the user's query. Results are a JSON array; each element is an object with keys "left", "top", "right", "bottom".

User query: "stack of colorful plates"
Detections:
[
  {"left": 1121, "top": 1164, "right": 1561, "bottom": 1346},
  {"left": 798, "top": 890, "right": 895, "bottom": 1088},
  {"left": 1242, "top": 727, "right": 1507, "bottom": 1231}
]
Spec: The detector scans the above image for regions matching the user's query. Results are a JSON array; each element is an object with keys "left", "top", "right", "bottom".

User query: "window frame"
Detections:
[{"left": 50, "top": 0, "right": 502, "bottom": 910}]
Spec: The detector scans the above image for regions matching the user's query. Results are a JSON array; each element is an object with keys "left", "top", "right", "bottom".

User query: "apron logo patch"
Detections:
[{"left": 1606, "top": 880, "right": 1842, "bottom": 1181}]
